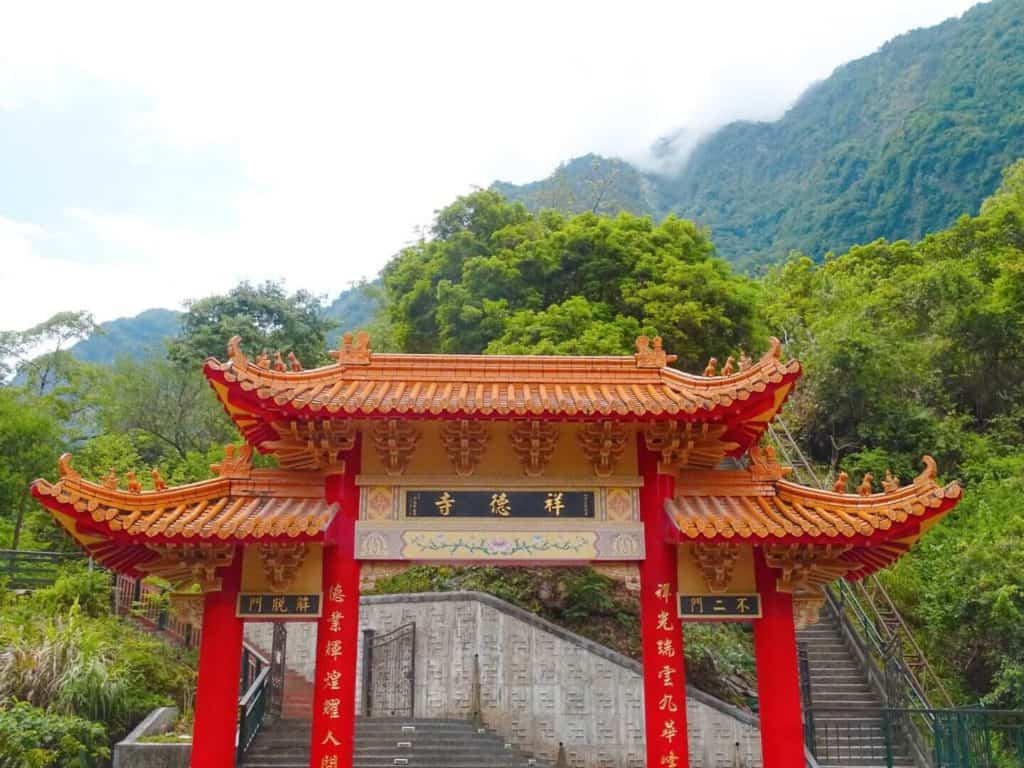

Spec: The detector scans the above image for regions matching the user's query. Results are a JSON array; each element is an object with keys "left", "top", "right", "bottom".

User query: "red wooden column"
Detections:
[
  {"left": 753, "top": 549, "right": 805, "bottom": 768},
  {"left": 191, "top": 553, "right": 244, "bottom": 768},
  {"left": 310, "top": 446, "right": 362, "bottom": 768},
  {"left": 638, "top": 444, "right": 690, "bottom": 768}
]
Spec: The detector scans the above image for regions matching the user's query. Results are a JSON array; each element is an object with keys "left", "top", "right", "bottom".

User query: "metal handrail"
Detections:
[
  {"left": 855, "top": 577, "right": 954, "bottom": 708},
  {"left": 767, "top": 420, "right": 947, "bottom": 710}
]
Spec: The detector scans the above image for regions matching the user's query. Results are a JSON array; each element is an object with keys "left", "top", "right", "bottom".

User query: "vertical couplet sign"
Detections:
[
  {"left": 638, "top": 445, "right": 689, "bottom": 768},
  {"left": 309, "top": 446, "right": 362, "bottom": 768}
]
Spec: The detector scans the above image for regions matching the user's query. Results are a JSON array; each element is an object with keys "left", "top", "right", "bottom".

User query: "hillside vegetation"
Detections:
[
  {"left": 497, "top": 0, "right": 1024, "bottom": 269},
  {"left": 4, "top": 166, "right": 1024, "bottom": 762}
]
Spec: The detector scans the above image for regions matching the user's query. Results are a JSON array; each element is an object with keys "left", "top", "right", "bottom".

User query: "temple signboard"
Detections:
[
  {"left": 237, "top": 593, "right": 322, "bottom": 619},
  {"left": 677, "top": 594, "right": 762, "bottom": 620},
  {"left": 406, "top": 489, "right": 595, "bottom": 518}
]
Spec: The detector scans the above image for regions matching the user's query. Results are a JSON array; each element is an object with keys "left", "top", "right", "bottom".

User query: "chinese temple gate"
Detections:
[{"left": 31, "top": 333, "right": 962, "bottom": 768}]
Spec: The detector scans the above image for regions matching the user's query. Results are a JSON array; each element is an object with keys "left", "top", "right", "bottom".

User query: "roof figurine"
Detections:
[
  {"left": 704, "top": 357, "right": 718, "bottom": 377},
  {"left": 833, "top": 471, "right": 849, "bottom": 494},
  {"left": 721, "top": 356, "right": 735, "bottom": 376},
  {"left": 287, "top": 351, "right": 303, "bottom": 371},
  {"left": 634, "top": 335, "right": 677, "bottom": 368},
  {"left": 858, "top": 473, "right": 874, "bottom": 496},
  {"left": 330, "top": 330, "right": 372, "bottom": 366}
]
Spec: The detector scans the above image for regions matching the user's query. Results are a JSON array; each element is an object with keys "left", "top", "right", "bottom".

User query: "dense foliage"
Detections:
[
  {"left": 0, "top": 568, "right": 195, "bottom": 767},
  {"left": 383, "top": 190, "right": 762, "bottom": 362},
  {"left": 4, "top": 159, "right": 1024, "bottom": 750},
  {"left": 498, "top": 0, "right": 1024, "bottom": 269}
]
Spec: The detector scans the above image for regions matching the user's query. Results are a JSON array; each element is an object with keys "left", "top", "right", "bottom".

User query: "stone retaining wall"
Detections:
[{"left": 248, "top": 591, "right": 763, "bottom": 768}]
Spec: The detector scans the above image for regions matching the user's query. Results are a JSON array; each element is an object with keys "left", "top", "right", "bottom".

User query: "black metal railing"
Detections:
[
  {"left": 237, "top": 643, "right": 271, "bottom": 761},
  {"left": 805, "top": 707, "right": 897, "bottom": 766},
  {"left": 0, "top": 548, "right": 85, "bottom": 589}
]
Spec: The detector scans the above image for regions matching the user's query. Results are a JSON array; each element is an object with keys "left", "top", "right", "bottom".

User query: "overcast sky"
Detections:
[{"left": 0, "top": 0, "right": 981, "bottom": 330}]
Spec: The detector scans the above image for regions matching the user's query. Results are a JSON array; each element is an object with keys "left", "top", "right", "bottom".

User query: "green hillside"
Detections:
[
  {"left": 496, "top": 0, "right": 1024, "bottom": 269},
  {"left": 70, "top": 309, "right": 180, "bottom": 364}
]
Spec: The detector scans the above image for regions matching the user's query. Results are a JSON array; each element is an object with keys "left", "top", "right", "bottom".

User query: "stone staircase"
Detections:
[
  {"left": 798, "top": 609, "right": 915, "bottom": 768},
  {"left": 239, "top": 718, "right": 554, "bottom": 768}
]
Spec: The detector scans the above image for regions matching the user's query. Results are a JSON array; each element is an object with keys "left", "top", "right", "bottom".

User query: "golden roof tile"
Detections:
[
  {"left": 667, "top": 457, "right": 962, "bottom": 579},
  {"left": 30, "top": 454, "right": 336, "bottom": 577}
]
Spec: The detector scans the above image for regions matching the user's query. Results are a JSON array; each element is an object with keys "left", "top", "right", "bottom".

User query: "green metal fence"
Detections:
[{"left": 920, "top": 709, "right": 1024, "bottom": 768}]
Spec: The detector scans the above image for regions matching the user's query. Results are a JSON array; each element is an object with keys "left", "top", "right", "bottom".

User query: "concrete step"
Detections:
[{"left": 239, "top": 718, "right": 551, "bottom": 768}]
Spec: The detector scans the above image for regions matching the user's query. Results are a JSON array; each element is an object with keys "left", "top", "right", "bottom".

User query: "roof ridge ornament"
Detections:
[
  {"left": 634, "top": 335, "right": 677, "bottom": 368},
  {"left": 914, "top": 455, "right": 938, "bottom": 485},
  {"left": 58, "top": 453, "right": 80, "bottom": 482},
  {"left": 330, "top": 331, "right": 372, "bottom": 366},
  {"left": 210, "top": 443, "right": 253, "bottom": 478},
  {"left": 227, "top": 335, "right": 248, "bottom": 368}
]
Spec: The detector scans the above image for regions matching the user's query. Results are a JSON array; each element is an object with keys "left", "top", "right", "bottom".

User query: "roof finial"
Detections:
[
  {"left": 767, "top": 336, "right": 783, "bottom": 360},
  {"left": 721, "top": 355, "right": 735, "bottom": 376},
  {"left": 58, "top": 453, "right": 80, "bottom": 481},
  {"left": 273, "top": 351, "right": 286, "bottom": 372},
  {"left": 227, "top": 336, "right": 248, "bottom": 368},
  {"left": 287, "top": 351, "right": 303, "bottom": 372},
  {"left": 330, "top": 331, "right": 372, "bottom": 366},
  {"left": 915, "top": 455, "right": 938, "bottom": 485},
  {"left": 738, "top": 350, "right": 752, "bottom": 371},
  {"left": 101, "top": 468, "right": 119, "bottom": 490},
  {"left": 703, "top": 357, "right": 718, "bottom": 377},
  {"left": 634, "top": 335, "right": 677, "bottom": 368},
  {"left": 126, "top": 471, "right": 142, "bottom": 494},
  {"left": 832, "top": 471, "right": 848, "bottom": 494},
  {"left": 256, "top": 350, "right": 271, "bottom": 369}
]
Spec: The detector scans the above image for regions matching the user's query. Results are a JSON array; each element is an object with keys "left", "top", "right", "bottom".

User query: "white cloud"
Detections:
[{"left": 0, "top": 0, "right": 983, "bottom": 327}]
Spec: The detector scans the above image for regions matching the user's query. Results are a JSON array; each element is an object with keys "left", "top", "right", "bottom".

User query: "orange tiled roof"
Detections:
[
  {"left": 666, "top": 457, "right": 962, "bottom": 579},
  {"left": 30, "top": 452, "right": 335, "bottom": 576},
  {"left": 204, "top": 335, "right": 801, "bottom": 455}
]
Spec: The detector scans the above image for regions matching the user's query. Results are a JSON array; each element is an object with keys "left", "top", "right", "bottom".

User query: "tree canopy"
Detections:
[{"left": 383, "top": 190, "right": 762, "bottom": 364}]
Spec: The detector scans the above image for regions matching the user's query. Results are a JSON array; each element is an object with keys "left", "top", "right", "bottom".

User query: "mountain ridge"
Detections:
[{"left": 495, "top": 0, "right": 1024, "bottom": 268}]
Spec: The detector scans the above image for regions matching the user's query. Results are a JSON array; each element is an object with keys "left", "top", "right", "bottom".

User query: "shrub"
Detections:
[{"left": 0, "top": 701, "right": 109, "bottom": 768}]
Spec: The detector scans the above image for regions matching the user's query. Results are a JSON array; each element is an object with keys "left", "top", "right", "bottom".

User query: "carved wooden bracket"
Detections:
[
  {"left": 142, "top": 544, "right": 236, "bottom": 592},
  {"left": 577, "top": 421, "right": 627, "bottom": 477},
  {"left": 257, "top": 543, "right": 308, "bottom": 593},
  {"left": 273, "top": 419, "right": 356, "bottom": 471},
  {"left": 370, "top": 419, "right": 421, "bottom": 476},
  {"left": 509, "top": 420, "right": 559, "bottom": 477},
  {"left": 644, "top": 422, "right": 735, "bottom": 468},
  {"left": 763, "top": 544, "right": 852, "bottom": 593},
  {"left": 692, "top": 543, "right": 742, "bottom": 593},
  {"left": 441, "top": 419, "right": 489, "bottom": 476}
]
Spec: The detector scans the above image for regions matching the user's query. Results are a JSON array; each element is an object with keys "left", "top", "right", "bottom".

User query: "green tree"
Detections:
[
  {"left": 384, "top": 191, "right": 761, "bottom": 363},
  {"left": 0, "top": 388, "right": 61, "bottom": 550},
  {"left": 168, "top": 281, "right": 337, "bottom": 367}
]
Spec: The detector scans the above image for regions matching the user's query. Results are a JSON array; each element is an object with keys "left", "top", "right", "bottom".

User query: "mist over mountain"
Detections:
[{"left": 496, "top": 0, "right": 1024, "bottom": 268}]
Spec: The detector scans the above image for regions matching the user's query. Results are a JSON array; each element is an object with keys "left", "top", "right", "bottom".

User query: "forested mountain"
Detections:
[
  {"left": 69, "top": 309, "right": 180, "bottom": 364},
  {"left": 63, "top": 284, "right": 378, "bottom": 365},
  {"left": 496, "top": 0, "right": 1024, "bottom": 268}
]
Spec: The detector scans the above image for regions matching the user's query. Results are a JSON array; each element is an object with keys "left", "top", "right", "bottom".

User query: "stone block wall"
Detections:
[{"left": 246, "top": 591, "right": 763, "bottom": 768}]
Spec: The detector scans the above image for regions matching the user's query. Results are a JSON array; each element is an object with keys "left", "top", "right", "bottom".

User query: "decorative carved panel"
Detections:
[
  {"left": 370, "top": 419, "right": 421, "bottom": 476},
  {"left": 691, "top": 543, "right": 742, "bottom": 593},
  {"left": 257, "top": 542, "right": 308, "bottom": 592},
  {"left": 509, "top": 420, "right": 558, "bottom": 477},
  {"left": 577, "top": 421, "right": 627, "bottom": 477},
  {"left": 440, "top": 419, "right": 489, "bottom": 476}
]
